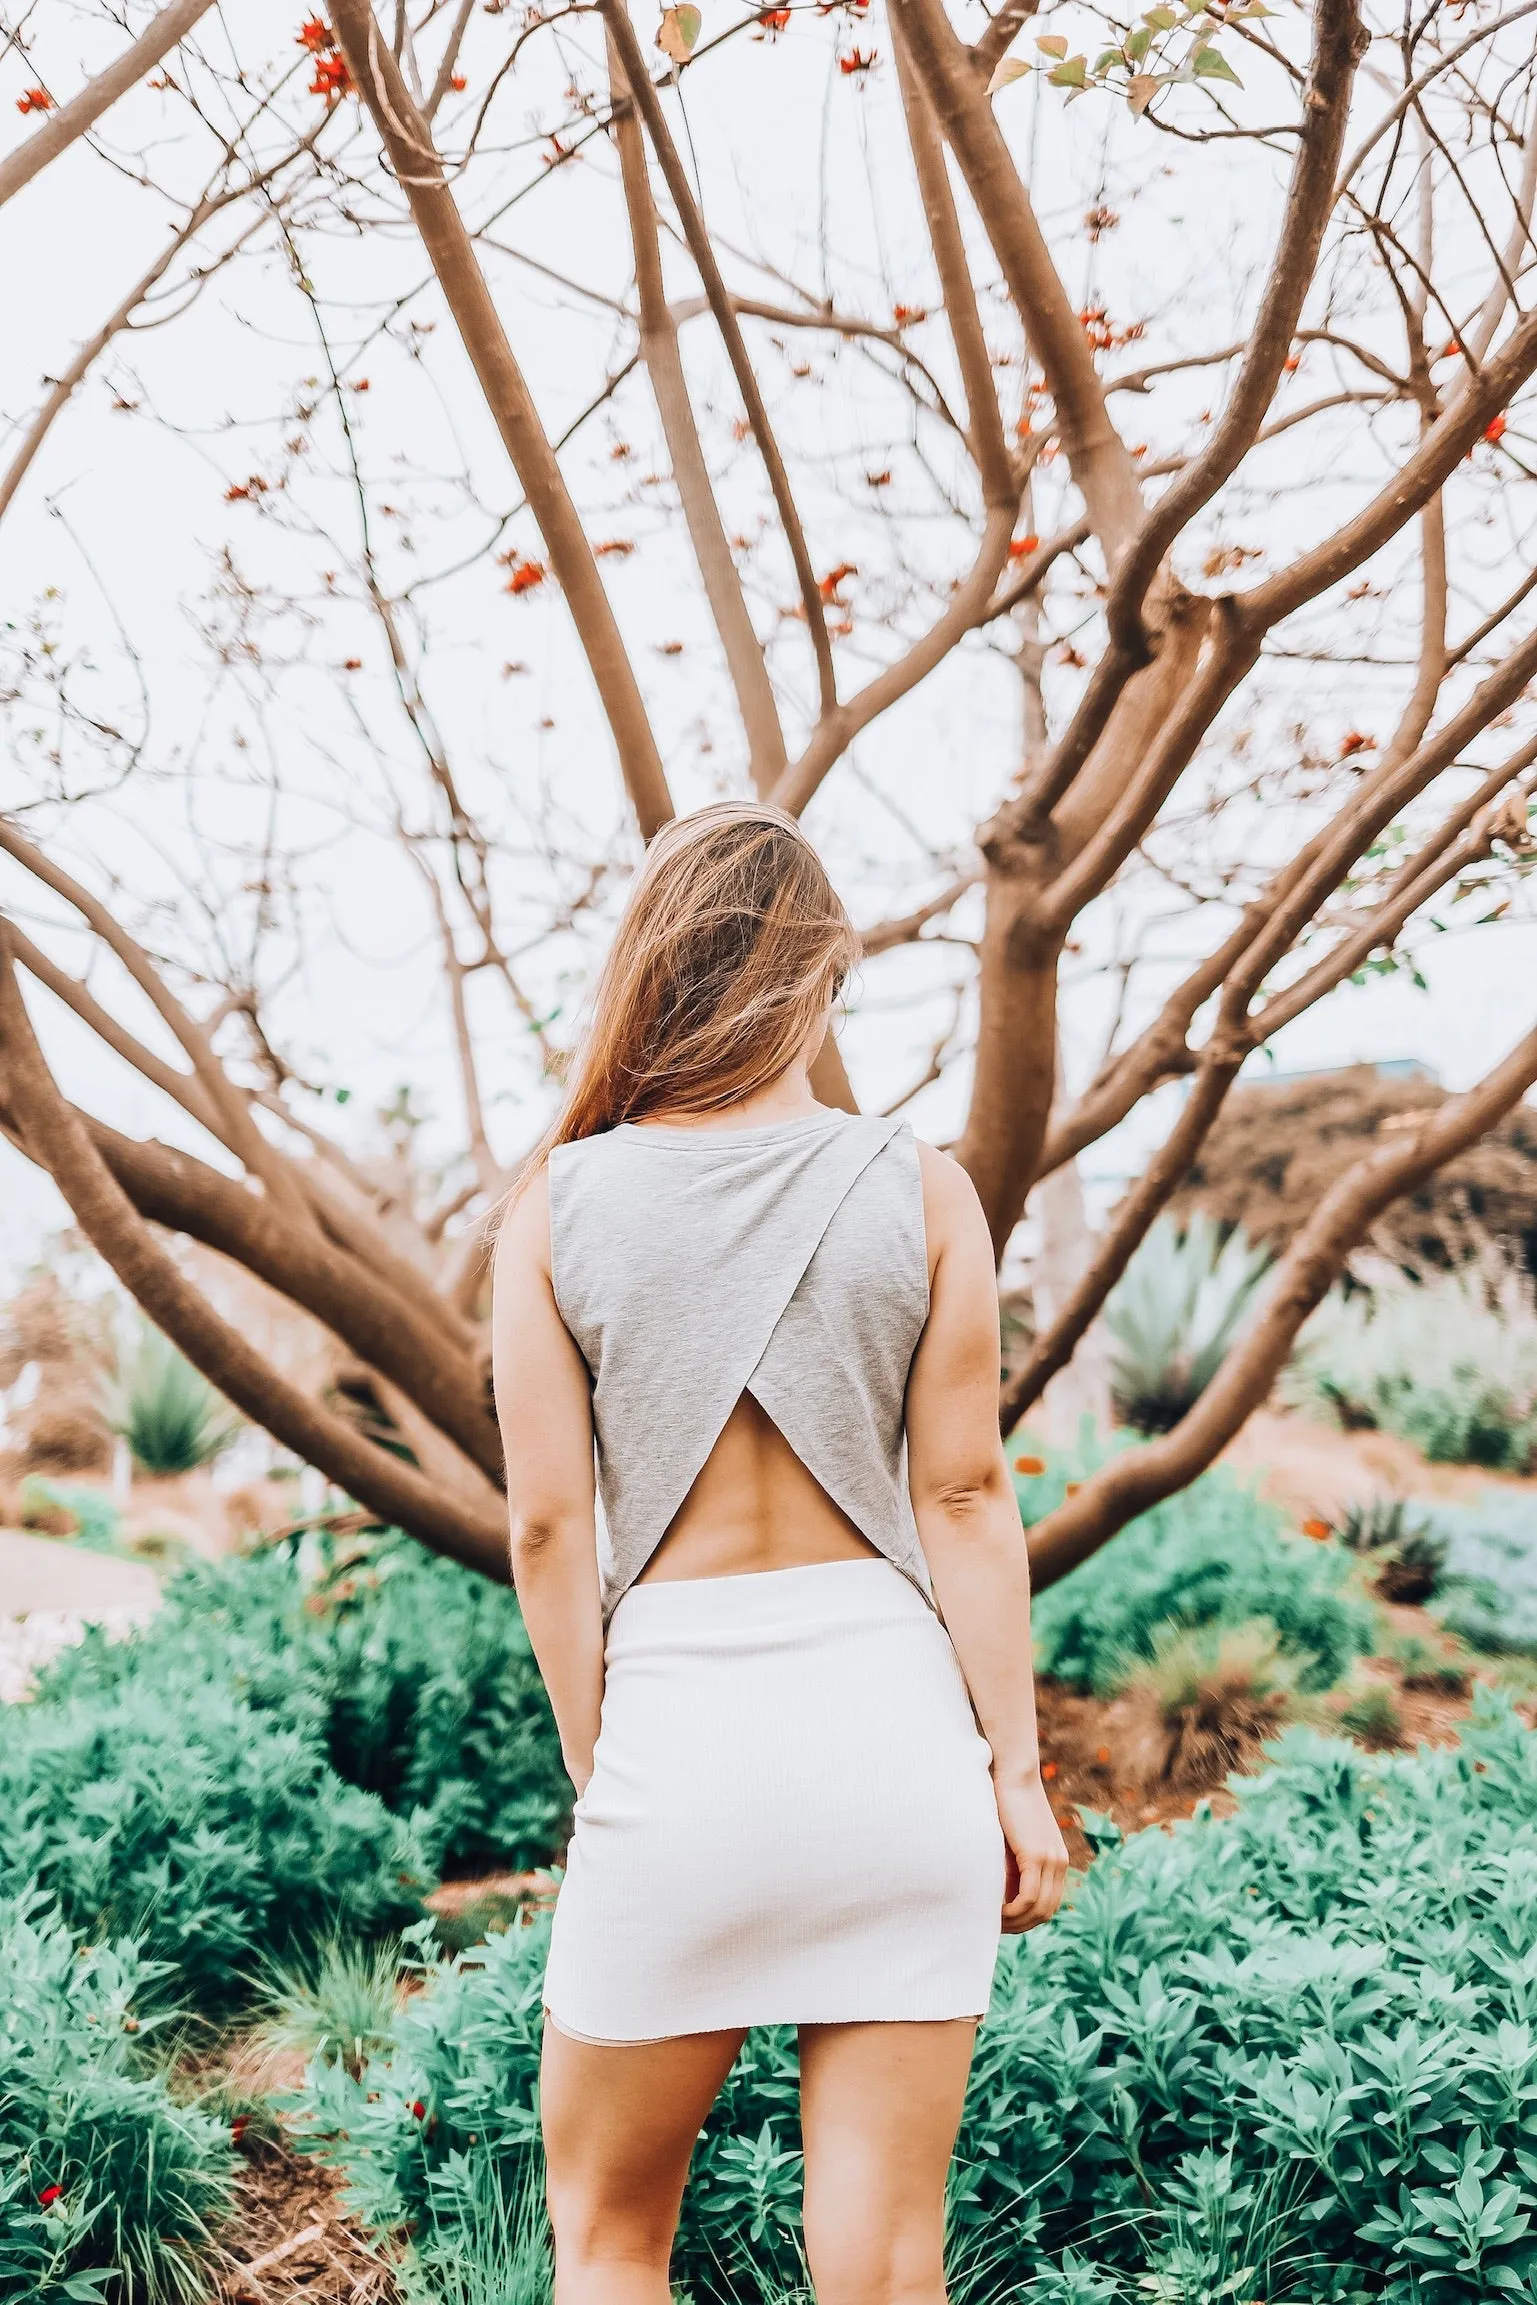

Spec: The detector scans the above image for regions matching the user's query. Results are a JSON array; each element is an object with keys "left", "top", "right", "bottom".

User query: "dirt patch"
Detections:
[{"left": 215, "top": 2132, "right": 397, "bottom": 2304}]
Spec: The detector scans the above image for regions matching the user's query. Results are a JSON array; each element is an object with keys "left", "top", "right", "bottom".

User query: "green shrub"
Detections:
[
  {"left": 1417, "top": 1491, "right": 1537, "bottom": 1657},
  {"left": 0, "top": 1673, "right": 428, "bottom": 2013},
  {"left": 289, "top": 1694, "right": 1537, "bottom": 2303},
  {"left": 1022, "top": 1461, "right": 1375, "bottom": 1695},
  {"left": 37, "top": 1533, "right": 568, "bottom": 1875},
  {"left": 102, "top": 1323, "right": 241, "bottom": 1475},
  {"left": 1104, "top": 1214, "right": 1270, "bottom": 1433},
  {"left": 0, "top": 1889, "right": 234, "bottom": 2303},
  {"left": 1287, "top": 1268, "right": 1537, "bottom": 1470}
]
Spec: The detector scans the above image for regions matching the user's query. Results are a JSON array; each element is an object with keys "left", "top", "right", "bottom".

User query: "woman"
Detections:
[{"left": 492, "top": 800, "right": 1067, "bottom": 2304}]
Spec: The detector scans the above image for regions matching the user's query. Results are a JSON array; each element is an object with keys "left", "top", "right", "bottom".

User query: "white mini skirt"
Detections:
[{"left": 541, "top": 1556, "right": 1005, "bottom": 2043}]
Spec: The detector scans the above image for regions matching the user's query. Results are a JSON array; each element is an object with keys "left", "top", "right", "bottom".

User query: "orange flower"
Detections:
[
  {"left": 449, "top": 71, "right": 467, "bottom": 89},
  {"left": 504, "top": 558, "right": 547, "bottom": 595},
  {"left": 1013, "top": 1454, "right": 1046, "bottom": 1476},
  {"left": 1301, "top": 1517, "right": 1332, "bottom": 1541},
  {"left": 839, "top": 46, "right": 878, "bottom": 72},
  {"left": 297, "top": 18, "right": 334, "bottom": 49},
  {"left": 758, "top": 5, "right": 792, "bottom": 26},
  {"left": 1008, "top": 534, "right": 1040, "bottom": 560},
  {"left": 1041, "top": 1761, "right": 1058, "bottom": 1781},
  {"left": 16, "top": 87, "right": 53, "bottom": 114},
  {"left": 818, "top": 561, "right": 857, "bottom": 601}
]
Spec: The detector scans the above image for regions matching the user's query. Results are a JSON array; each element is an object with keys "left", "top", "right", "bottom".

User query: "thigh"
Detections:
[
  {"left": 540, "top": 2016, "right": 746, "bottom": 2254},
  {"left": 798, "top": 2019, "right": 978, "bottom": 2305}
]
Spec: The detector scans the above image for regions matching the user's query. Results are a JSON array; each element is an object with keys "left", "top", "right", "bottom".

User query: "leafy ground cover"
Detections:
[
  {"left": 1287, "top": 1269, "right": 1537, "bottom": 1473},
  {"left": 290, "top": 1692, "right": 1537, "bottom": 2303},
  {"left": 34, "top": 1531, "right": 568, "bottom": 1879},
  {"left": 0, "top": 1889, "right": 234, "bottom": 2305},
  {"left": 1018, "top": 1456, "right": 1377, "bottom": 1697}
]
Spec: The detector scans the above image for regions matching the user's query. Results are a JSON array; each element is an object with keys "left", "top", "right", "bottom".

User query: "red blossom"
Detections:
[
  {"left": 504, "top": 558, "right": 547, "bottom": 596},
  {"left": 1301, "top": 1517, "right": 1332, "bottom": 1541},
  {"left": 1008, "top": 535, "right": 1040, "bottom": 560},
  {"left": 297, "top": 18, "right": 335, "bottom": 48},
  {"left": 16, "top": 87, "right": 53, "bottom": 114},
  {"left": 593, "top": 538, "right": 635, "bottom": 557},
  {"left": 449, "top": 71, "right": 467, "bottom": 89},
  {"left": 838, "top": 46, "right": 878, "bottom": 72},
  {"left": 891, "top": 303, "right": 927, "bottom": 326},
  {"left": 38, "top": 2185, "right": 64, "bottom": 2207},
  {"left": 231, "top": 2116, "right": 251, "bottom": 2143},
  {"left": 866, "top": 468, "right": 892, "bottom": 487},
  {"left": 1339, "top": 730, "right": 1376, "bottom": 757},
  {"left": 309, "top": 48, "right": 352, "bottom": 98},
  {"left": 1486, "top": 412, "right": 1508, "bottom": 444},
  {"left": 817, "top": 561, "right": 857, "bottom": 601},
  {"left": 757, "top": 5, "right": 791, "bottom": 27},
  {"left": 1283, "top": 351, "right": 1300, "bottom": 372}
]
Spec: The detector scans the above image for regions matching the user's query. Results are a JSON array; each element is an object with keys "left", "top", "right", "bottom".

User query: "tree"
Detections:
[{"left": 2, "top": 0, "right": 1535, "bottom": 1588}]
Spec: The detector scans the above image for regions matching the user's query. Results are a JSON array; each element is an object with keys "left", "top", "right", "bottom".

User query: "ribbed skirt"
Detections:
[{"left": 541, "top": 1557, "right": 1005, "bottom": 2043}]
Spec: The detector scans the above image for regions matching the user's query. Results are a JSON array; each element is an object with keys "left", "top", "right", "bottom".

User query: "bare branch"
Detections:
[
  {"left": 601, "top": 0, "right": 838, "bottom": 720},
  {"left": 1025, "top": 1013, "right": 1537, "bottom": 1589},
  {"left": 608, "top": 34, "right": 787, "bottom": 789},
  {"left": 328, "top": 0, "right": 674, "bottom": 838},
  {"left": 0, "top": 0, "right": 215, "bottom": 212}
]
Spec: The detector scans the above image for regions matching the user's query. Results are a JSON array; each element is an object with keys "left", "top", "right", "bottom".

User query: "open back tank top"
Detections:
[{"left": 548, "top": 1109, "right": 933, "bottom": 1619}]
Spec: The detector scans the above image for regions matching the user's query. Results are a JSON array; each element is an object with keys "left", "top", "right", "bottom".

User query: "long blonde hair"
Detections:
[{"left": 527, "top": 801, "right": 855, "bottom": 1172}]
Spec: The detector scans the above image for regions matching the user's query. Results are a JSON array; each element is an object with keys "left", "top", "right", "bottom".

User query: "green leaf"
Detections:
[
  {"left": 1093, "top": 46, "right": 1124, "bottom": 73},
  {"left": 1048, "top": 51, "right": 1089, "bottom": 84},
  {"left": 1192, "top": 41, "right": 1243, "bottom": 81},
  {"left": 1142, "top": 6, "right": 1177, "bottom": 24},
  {"left": 1126, "top": 25, "right": 1153, "bottom": 57}
]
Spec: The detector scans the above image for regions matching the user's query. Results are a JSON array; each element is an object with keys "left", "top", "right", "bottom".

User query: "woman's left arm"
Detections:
[
  {"left": 905, "top": 1142, "right": 1069, "bottom": 1933},
  {"left": 491, "top": 1167, "right": 606, "bottom": 1795}
]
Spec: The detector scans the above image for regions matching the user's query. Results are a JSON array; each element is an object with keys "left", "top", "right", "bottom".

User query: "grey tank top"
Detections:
[{"left": 548, "top": 1109, "right": 933, "bottom": 1619}]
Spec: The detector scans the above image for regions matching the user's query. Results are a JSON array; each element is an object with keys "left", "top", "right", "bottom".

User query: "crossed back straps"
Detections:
[{"left": 548, "top": 1109, "right": 934, "bottom": 1617}]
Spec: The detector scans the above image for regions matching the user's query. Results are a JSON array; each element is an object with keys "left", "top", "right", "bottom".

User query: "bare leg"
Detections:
[
  {"left": 798, "top": 2019, "right": 978, "bottom": 2305},
  {"left": 540, "top": 2016, "right": 747, "bottom": 2305}
]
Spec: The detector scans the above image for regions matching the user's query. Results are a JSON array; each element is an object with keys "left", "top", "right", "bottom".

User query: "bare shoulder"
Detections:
[
  {"left": 492, "top": 1163, "right": 552, "bottom": 1285},
  {"left": 912, "top": 1136, "right": 991, "bottom": 1265}
]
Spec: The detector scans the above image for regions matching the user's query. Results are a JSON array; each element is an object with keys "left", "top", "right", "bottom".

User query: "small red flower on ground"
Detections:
[
  {"left": 1095, "top": 1745, "right": 1111, "bottom": 1766},
  {"left": 410, "top": 2100, "right": 427, "bottom": 2120},
  {"left": 1013, "top": 1454, "right": 1046, "bottom": 1475},
  {"left": 231, "top": 2116, "right": 250, "bottom": 2143},
  {"left": 17, "top": 88, "right": 53, "bottom": 113},
  {"left": 1041, "top": 1762, "right": 1058, "bottom": 1781},
  {"left": 38, "top": 2185, "right": 63, "bottom": 2207},
  {"left": 1301, "top": 1517, "right": 1332, "bottom": 1541}
]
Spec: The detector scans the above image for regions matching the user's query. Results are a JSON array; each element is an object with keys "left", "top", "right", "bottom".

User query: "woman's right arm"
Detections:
[{"left": 491, "top": 1167, "right": 606, "bottom": 1795}]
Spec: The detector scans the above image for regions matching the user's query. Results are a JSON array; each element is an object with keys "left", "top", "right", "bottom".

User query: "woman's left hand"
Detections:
[{"left": 995, "top": 1770, "right": 1070, "bottom": 1934}]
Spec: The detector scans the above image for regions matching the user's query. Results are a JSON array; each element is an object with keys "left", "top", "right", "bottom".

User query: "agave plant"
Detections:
[
  {"left": 102, "top": 1322, "right": 242, "bottom": 1475},
  {"left": 1104, "top": 1214, "right": 1271, "bottom": 1434}
]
